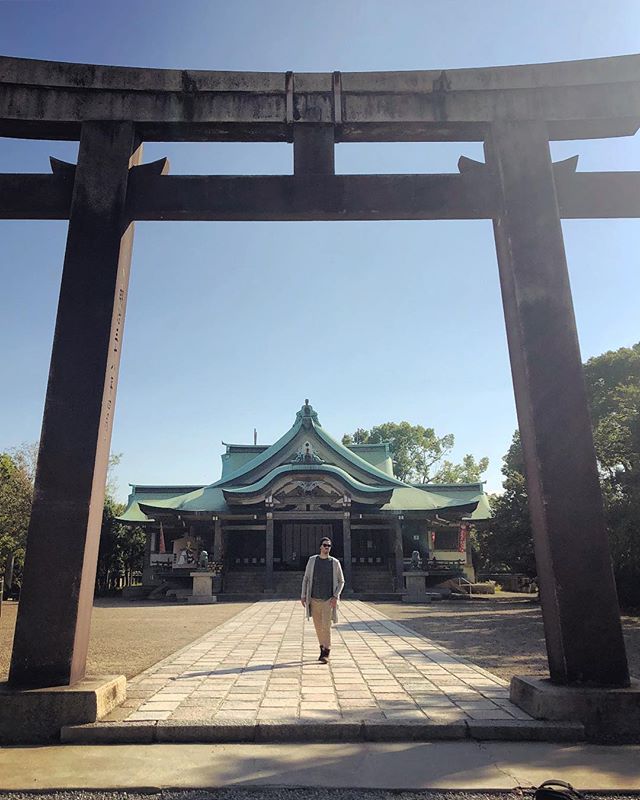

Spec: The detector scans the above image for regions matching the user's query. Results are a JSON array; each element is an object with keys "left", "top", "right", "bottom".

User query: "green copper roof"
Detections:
[
  {"left": 223, "top": 463, "right": 394, "bottom": 497},
  {"left": 118, "top": 403, "right": 491, "bottom": 523},
  {"left": 117, "top": 485, "right": 204, "bottom": 523},
  {"left": 412, "top": 482, "right": 492, "bottom": 520},
  {"left": 137, "top": 485, "right": 228, "bottom": 517},
  {"left": 348, "top": 443, "right": 395, "bottom": 477},
  {"left": 210, "top": 401, "right": 405, "bottom": 490},
  {"left": 221, "top": 444, "right": 271, "bottom": 478}
]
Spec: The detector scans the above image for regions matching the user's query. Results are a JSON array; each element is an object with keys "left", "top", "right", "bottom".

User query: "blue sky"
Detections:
[{"left": 1, "top": 1, "right": 639, "bottom": 500}]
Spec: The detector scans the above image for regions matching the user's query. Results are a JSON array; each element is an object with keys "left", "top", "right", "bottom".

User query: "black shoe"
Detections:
[
  {"left": 318, "top": 646, "right": 326, "bottom": 662},
  {"left": 319, "top": 648, "right": 330, "bottom": 664}
]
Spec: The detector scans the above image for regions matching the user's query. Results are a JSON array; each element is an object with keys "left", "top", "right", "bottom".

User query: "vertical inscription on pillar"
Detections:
[{"left": 9, "top": 122, "right": 141, "bottom": 688}]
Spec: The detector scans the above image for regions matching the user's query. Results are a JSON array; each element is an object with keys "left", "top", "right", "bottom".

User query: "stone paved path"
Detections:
[{"left": 107, "top": 600, "right": 533, "bottom": 724}]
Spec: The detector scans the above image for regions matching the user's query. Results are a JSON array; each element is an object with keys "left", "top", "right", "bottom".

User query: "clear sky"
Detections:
[{"left": 1, "top": 0, "right": 639, "bottom": 501}]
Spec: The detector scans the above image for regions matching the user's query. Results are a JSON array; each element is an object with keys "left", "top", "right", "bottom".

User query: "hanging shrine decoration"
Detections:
[{"left": 458, "top": 523, "right": 469, "bottom": 553}]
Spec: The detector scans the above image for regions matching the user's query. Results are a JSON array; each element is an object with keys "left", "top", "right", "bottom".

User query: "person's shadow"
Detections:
[{"left": 176, "top": 661, "right": 304, "bottom": 679}]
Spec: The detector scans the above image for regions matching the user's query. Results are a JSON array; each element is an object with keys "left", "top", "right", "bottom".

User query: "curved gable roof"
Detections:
[{"left": 209, "top": 401, "right": 406, "bottom": 490}]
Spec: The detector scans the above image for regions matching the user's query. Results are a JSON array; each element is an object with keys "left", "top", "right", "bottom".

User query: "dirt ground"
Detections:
[
  {"left": 372, "top": 597, "right": 640, "bottom": 682},
  {"left": 0, "top": 599, "right": 250, "bottom": 681},
  {"left": 1, "top": 595, "right": 638, "bottom": 682}
]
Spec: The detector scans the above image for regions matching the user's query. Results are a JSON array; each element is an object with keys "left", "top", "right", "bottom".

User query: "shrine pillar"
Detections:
[
  {"left": 342, "top": 511, "right": 353, "bottom": 593},
  {"left": 486, "top": 120, "right": 629, "bottom": 686},
  {"left": 393, "top": 517, "right": 405, "bottom": 594},
  {"left": 9, "top": 122, "right": 141, "bottom": 688},
  {"left": 264, "top": 513, "right": 274, "bottom": 593},
  {"left": 213, "top": 518, "right": 223, "bottom": 562}
]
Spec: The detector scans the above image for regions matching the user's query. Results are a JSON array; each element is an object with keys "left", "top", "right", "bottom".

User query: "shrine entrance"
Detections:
[
  {"left": 278, "top": 522, "right": 337, "bottom": 570},
  {"left": 3, "top": 53, "right": 639, "bottom": 690}
]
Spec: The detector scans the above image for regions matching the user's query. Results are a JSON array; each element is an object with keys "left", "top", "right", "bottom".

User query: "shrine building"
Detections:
[{"left": 119, "top": 401, "right": 490, "bottom": 598}]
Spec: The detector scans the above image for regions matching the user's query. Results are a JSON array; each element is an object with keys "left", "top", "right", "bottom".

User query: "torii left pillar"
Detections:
[{"left": 9, "top": 122, "right": 140, "bottom": 688}]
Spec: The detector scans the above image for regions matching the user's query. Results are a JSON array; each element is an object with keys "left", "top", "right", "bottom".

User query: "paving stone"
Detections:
[
  {"left": 213, "top": 709, "right": 258, "bottom": 720},
  {"left": 178, "top": 698, "right": 221, "bottom": 709},
  {"left": 86, "top": 599, "right": 552, "bottom": 740},
  {"left": 102, "top": 706, "right": 135, "bottom": 722},
  {"left": 121, "top": 698, "right": 145, "bottom": 708},
  {"left": 127, "top": 711, "right": 173, "bottom": 721},
  {"left": 139, "top": 701, "right": 182, "bottom": 711},
  {"left": 260, "top": 698, "right": 298, "bottom": 708},
  {"left": 338, "top": 699, "right": 379, "bottom": 708}
]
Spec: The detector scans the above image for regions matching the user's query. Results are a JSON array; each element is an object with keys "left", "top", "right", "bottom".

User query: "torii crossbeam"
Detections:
[{"left": 2, "top": 54, "right": 639, "bottom": 691}]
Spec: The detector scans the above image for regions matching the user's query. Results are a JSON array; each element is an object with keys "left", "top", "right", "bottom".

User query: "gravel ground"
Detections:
[
  {"left": 372, "top": 597, "right": 640, "bottom": 682},
  {"left": 1, "top": 595, "right": 638, "bottom": 682},
  {"left": 0, "top": 599, "right": 250, "bottom": 681},
  {"left": 0, "top": 790, "right": 638, "bottom": 800}
]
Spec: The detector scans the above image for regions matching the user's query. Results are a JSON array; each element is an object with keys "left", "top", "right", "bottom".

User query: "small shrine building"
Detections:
[{"left": 119, "top": 401, "right": 490, "bottom": 597}]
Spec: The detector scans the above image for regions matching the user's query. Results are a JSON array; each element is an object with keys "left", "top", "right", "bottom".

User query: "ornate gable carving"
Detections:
[
  {"left": 271, "top": 476, "right": 348, "bottom": 510},
  {"left": 290, "top": 440, "right": 324, "bottom": 465}
]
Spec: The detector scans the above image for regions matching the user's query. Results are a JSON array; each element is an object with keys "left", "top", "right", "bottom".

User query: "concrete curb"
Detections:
[{"left": 60, "top": 717, "right": 584, "bottom": 744}]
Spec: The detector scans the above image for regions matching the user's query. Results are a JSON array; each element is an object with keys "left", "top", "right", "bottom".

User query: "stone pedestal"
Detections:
[
  {"left": 189, "top": 571, "right": 217, "bottom": 604},
  {"left": 511, "top": 675, "right": 640, "bottom": 742},
  {"left": 0, "top": 674, "right": 126, "bottom": 744},
  {"left": 402, "top": 571, "right": 429, "bottom": 602}
]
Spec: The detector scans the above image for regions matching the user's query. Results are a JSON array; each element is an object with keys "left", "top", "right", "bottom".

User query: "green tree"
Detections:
[
  {"left": 478, "top": 342, "right": 640, "bottom": 604},
  {"left": 474, "top": 432, "right": 536, "bottom": 575},
  {"left": 433, "top": 454, "right": 490, "bottom": 484},
  {"left": 96, "top": 496, "right": 146, "bottom": 593},
  {"left": 0, "top": 442, "right": 143, "bottom": 595},
  {"left": 96, "top": 452, "right": 146, "bottom": 593},
  {"left": 584, "top": 343, "right": 640, "bottom": 606},
  {"left": 0, "top": 448, "right": 34, "bottom": 583},
  {"left": 342, "top": 421, "right": 488, "bottom": 484}
]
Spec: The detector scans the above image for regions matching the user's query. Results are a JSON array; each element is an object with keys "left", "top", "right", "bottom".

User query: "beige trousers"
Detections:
[{"left": 310, "top": 598, "right": 333, "bottom": 649}]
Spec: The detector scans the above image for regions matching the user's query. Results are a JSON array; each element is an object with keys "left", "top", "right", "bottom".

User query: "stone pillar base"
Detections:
[
  {"left": 0, "top": 674, "right": 126, "bottom": 744},
  {"left": 187, "top": 595, "right": 217, "bottom": 604},
  {"left": 189, "top": 570, "right": 216, "bottom": 602},
  {"left": 510, "top": 675, "right": 640, "bottom": 743}
]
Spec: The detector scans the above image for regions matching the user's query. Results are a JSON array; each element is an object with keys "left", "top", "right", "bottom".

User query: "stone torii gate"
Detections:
[{"left": 2, "top": 55, "right": 640, "bottom": 703}]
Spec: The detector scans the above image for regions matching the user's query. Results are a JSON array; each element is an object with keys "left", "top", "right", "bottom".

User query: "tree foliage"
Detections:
[
  {"left": 342, "top": 421, "right": 488, "bottom": 484},
  {"left": 0, "top": 444, "right": 144, "bottom": 595},
  {"left": 433, "top": 454, "right": 491, "bottom": 484},
  {"left": 96, "top": 496, "right": 146, "bottom": 593},
  {"left": 0, "top": 446, "right": 34, "bottom": 583},
  {"left": 477, "top": 342, "right": 640, "bottom": 606},
  {"left": 474, "top": 431, "right": 536, "bottom": 575},
  {"left": 585, "top": 343, "right": 640, "bottom": 606}
]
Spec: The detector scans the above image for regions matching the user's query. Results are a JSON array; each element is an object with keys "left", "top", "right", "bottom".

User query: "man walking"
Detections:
[{"left": 300, "top": 537, "right": 345, "bottom": 663}]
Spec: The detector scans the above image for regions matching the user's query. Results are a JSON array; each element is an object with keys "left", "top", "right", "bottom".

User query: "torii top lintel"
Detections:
[{"left": 1, "top": 53, "right": 639, "bottom": 142}]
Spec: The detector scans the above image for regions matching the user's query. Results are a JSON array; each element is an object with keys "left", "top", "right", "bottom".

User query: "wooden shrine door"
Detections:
[{"left": 281, "top": 522, "right": 334, "bottom": 569}]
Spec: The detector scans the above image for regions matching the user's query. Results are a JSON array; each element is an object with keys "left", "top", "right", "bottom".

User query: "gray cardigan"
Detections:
[{"left": 301, "top": 554, "right": 345, "bottom": 623}]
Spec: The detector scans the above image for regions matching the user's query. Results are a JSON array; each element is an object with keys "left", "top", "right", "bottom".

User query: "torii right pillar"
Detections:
[{"left": 486, "top": 120, "right": 629, "bottom": 687}]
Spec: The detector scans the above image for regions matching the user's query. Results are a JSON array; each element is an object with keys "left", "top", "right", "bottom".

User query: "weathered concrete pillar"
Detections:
[
  {"left": 9, "top": 121, "right": 141, "bottom": 688},
  {"left": 393, "top": 519, "right": 405, "bottom": 594},
  {"left": 342, "top": 512, "right": 353, "bottom": 592},
  {"left": 486, "top": 120, "right": 629, "bottom": 687},
  {"left": 264, "top": 514, "right": 274, "bottom": 593}
]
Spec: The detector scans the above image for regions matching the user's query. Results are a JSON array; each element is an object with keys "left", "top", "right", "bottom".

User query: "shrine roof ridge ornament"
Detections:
[{"left": 1, "top": 53, "right": 639, "bottom": 142}]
